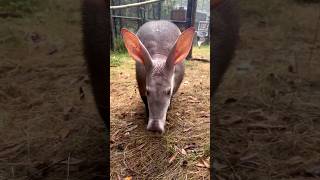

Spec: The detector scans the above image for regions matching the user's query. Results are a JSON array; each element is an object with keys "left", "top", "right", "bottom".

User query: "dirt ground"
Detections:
[
  {"left": 0, "top": 1, "right": 108, "bottom": 179},
  {"left": 214, "top": 0, "right": 320, "bottom": 179},
  {"left": 110, "top": 46, "right": 210, "bottom": 179}
]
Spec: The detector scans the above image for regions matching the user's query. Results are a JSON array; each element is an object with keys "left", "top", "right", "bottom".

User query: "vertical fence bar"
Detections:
[
  {"left": 186, "top": 0, "right": 193, "bottom": 28},
  {"left": 110, "top": 14, "right": 115, "bottom": 50},
  {"left": 110, "top": 0, "right": 115, "bottom": 50},
  {"left": 118, "top": 0, "right": 123, "bottom": 32},
  {"left": 111, "top": 0, "right": 118, "bottom": 40},
  {"left": 157, "top": 1, "right": 161, "bottom": 19},
  {"left": 186, "top": 0, "right": 197, "bottom": 59},
  {"left": 142, "top": 4, "right": 146, "bottom": 24},
  {"left": 136, "top": 0, "right": 142, "bottom": 29}
]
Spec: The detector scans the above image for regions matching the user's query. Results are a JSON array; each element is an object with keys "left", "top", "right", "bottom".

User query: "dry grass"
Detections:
[
  {"left": 214, "top": 0, "right": 320, "bottom": 179},
  {"left": 110, "top": 46, "right": 210, "bottom": 179}
]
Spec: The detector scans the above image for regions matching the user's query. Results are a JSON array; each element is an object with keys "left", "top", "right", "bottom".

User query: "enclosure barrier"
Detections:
[
  {"left": 110, "top": 0, "right": 197, "bottom": 59},
  {"left": 110, "top": 0, "right": 162, "bottom": 10}
]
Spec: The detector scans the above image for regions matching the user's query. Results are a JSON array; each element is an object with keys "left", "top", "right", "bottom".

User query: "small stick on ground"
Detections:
[{"left": 190, "top": 58, "right": 210, "bottom": 63}]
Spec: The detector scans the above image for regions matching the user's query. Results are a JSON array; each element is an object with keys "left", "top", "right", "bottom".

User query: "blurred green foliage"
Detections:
[
  {"left": 113, "top": 37, "right": 127, "bottom": 53},
  {"left": 110, "top": 51, "right": 129, "bottom": 67}
]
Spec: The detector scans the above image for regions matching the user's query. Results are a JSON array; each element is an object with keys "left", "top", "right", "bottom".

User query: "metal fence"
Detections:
[{"left": 110, "top": 0, "right": 199, "bottom": 58}]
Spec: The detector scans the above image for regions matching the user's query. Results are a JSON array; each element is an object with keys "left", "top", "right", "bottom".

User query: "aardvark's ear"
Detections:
[
  {"left": 166, "top": 27, "right": 195, "bottom": 66},
  {"left": 121, "top": 28, "right": 152, "bottom": 65}
]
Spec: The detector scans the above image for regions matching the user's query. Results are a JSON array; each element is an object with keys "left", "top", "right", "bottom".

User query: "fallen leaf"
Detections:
[
  {"left": 201, "top": 159, "right": 210, "bottom": 168},
  {"left": 181, "top": 148, "right": 187, "bottom": 156},
  {"left": 174, "top": 145, "right": 187, "bottom": 156},
  {"left": 124, "top": 176, "right": 132, "bottom": 180},
  {"left": 126, "top": 125, "right": 138, "bottom": 132},
  {"left": 127, "top": 122, "right": 134, "bottom": 126},
  {"left": 169, "top": 152, "right": 178, "bottom": 164},
  {"left": 137, "top": 143, "right": 146, "bottom": 150},
  {"left": 196, "top": 163, "right": 206, "bottom": 168},
  {"left": 111, "top": 130, "right": 120, "bottom": 143}
]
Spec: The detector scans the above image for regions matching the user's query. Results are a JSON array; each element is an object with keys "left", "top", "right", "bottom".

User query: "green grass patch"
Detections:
[
  {"left": 110, "top": 44, "right": 210, "bottom": 68},
  {"left": 192, "top": 45, "right": 210, "bottom": 59},
  {"left": 203, "top": 143, "right": 210, "bottom": 157},
  {"left": 110, "top": 51, "right": 129, "bottom": 67}
]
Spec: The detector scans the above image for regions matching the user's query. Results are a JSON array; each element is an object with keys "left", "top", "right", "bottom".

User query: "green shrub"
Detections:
[
  {"left": 110, "top": 52, "right": 128, "bottom": 67},
  {"left": 113, "top": 37, "right": 127, "bottom": 53}
]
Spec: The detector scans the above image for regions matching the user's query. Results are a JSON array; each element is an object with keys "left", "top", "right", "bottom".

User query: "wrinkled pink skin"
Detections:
[{"left": 134, "top": 21, "right": 188, "bottom": 134}]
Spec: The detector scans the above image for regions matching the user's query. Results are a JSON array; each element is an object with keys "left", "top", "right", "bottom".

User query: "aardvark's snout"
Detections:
[{"left": 147, "top": 119, "right": 165, "bottom": 134}]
